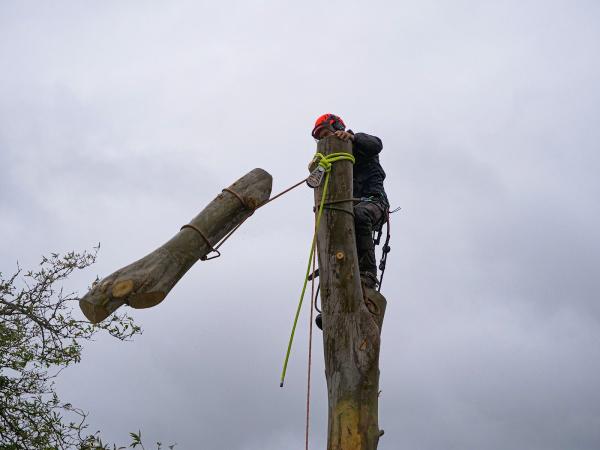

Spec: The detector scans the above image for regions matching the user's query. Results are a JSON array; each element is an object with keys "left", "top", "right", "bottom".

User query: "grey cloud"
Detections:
[{"left": 2, "top": 1, "right": 600, "bottom": 449}]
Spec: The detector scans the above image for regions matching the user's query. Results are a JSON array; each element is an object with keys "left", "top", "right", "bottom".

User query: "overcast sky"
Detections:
[{"left": 2, "top": 1, "right": 600, "bottom": 449}]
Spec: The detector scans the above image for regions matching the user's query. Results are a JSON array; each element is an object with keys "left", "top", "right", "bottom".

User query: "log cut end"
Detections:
[
  {"left": 79, "top": 289, "right": 124, "bottom": 324},
  {"left": 80, "top": 279, "right": 168, "bottom": 323}
]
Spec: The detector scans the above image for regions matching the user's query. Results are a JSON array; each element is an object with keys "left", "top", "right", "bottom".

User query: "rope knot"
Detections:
[{"left": 313, "top": 152, "right": 355, "bottom": 173}]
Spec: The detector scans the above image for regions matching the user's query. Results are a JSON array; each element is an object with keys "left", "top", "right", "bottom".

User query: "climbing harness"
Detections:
[{"left": 279, "top": 151, "right": 355, "bottom": 388}]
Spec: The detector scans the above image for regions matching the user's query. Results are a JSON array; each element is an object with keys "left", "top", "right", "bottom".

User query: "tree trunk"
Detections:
[
  {"left": 79, "top": 168, "right": 272, "bottom": 324},
  {"left": 314, "top": 137, "right": 387, "bottom": 450}
]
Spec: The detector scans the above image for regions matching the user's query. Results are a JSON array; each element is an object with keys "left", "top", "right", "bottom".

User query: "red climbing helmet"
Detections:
[{"left": 311, "top": 113, "right": 346, "bottom": 139}]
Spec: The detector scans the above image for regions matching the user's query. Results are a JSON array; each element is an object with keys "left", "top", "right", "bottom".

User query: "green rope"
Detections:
[{"left": 280, "top": 151, "right": 355, "bottom": 387}]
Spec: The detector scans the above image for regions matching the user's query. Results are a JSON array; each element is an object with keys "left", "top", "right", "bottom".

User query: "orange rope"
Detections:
[
  {"left": 215, "top": 178, "right": 307, "bottom": 251},
  {"left": 182, "top": 178, "right": 307, "bottom": 259}
]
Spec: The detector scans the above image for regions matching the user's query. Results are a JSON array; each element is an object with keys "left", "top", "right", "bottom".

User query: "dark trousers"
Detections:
[{"left": 354, "top": 200, "right": 385, "bottom": 275}]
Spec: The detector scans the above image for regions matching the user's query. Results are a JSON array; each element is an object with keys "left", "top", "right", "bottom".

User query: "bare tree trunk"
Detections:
[
  {"left": 314, "top": 137, "right": 387, "bottom": 450},
  {"left": 79, "top": 168, "right": 272, "bottom": 324}
]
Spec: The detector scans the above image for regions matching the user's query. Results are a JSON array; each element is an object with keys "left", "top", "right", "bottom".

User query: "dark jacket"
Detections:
[{"left": 351, "top": 132, "right": 389, "bottom": 206}]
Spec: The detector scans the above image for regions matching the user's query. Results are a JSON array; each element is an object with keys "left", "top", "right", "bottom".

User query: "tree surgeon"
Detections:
[{"left": 311, "top": 113, "right": 389, "bottom": 326}]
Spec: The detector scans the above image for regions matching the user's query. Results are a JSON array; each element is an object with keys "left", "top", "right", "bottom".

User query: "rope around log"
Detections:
[
  {"left": 181, "top": 154, "right": 358, "bottom": 262},
  {"left": 180, "top": 224, "right": 221, "bottom": 261},
  {"left": 180, "top": 179, "right": 307, "bottom": 260}
]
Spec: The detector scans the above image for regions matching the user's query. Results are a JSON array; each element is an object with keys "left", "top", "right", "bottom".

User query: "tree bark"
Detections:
[
  {"left": 314, "top": 136, "right": 387, "bottom": 450},
  {"left": 79, "top": 168, "right": 272, "bottom": 324}
]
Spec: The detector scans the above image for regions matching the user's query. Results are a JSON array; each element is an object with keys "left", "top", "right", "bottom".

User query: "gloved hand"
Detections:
[{"left": 334, "top": 130, "right": 354, "bottom": 142}]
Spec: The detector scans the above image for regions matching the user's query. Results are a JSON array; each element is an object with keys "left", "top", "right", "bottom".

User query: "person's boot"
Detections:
[
  {"left": 315, "top": 313, "right": 322, "bottom": 330},
  {"left": 315, "top": 273, "right": 377, "bottom": 331}
]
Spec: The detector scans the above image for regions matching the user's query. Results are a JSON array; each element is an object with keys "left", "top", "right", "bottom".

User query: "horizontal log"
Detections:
[{"left": 79, "top": 168, "right": 272, "bottom": 324}]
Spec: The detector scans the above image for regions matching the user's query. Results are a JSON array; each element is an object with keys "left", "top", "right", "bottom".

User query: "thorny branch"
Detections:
[{"left": 0, "top": 247, "right": 143, "bottom": 449}]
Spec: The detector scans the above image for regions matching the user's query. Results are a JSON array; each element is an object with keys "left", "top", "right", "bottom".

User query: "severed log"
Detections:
[
  {"left": 314, "top": 136, "right": 387, "bottom": 450},
  {"left": 79, "top": 168, "right": 272, "bottom": 324}
]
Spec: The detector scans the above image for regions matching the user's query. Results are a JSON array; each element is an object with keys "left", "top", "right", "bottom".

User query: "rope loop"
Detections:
[
  {"left": 222, "top": 187, "right": 254, "bottom": 212},
  {"left": 181, "top": 224, "right": 222, "bottom": 260},
  {"left": 313, "top": 152, "right": 355, "bottom": 172}
]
